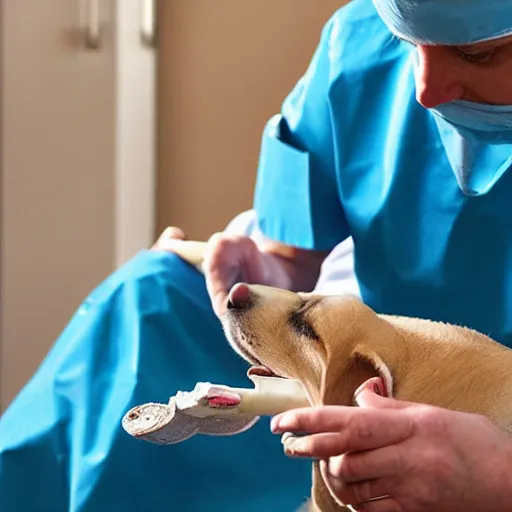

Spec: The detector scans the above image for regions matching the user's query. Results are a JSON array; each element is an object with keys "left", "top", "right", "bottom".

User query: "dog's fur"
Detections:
[{"left": 221, "top": 284, "right": 512, "bottom": 511}]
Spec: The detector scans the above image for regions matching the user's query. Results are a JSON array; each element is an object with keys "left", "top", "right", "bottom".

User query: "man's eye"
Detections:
[{"left": 457, "top": 48, "right": 496, "bottom": 64}]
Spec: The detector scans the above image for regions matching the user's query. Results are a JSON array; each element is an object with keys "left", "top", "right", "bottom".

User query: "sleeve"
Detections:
[{"left": 253, "top": 14, "right": 350, "bottom": 251}]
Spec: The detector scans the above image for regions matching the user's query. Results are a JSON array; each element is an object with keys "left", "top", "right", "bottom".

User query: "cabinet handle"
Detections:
[
  {"left": 141, "top": 0, "right": 156, "bottom": 47},
  {"left": 84, "top": 0, "right": 101, "bottom": 49}
]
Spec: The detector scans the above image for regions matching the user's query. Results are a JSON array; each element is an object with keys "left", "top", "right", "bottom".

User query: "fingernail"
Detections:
[
  {"left": 282, "top": 435, "right": 302, "bottom": 455},
  {"left": 281, "top": 435, "right": 316, "bottom": 460},
  {"left": 271, "top": 415, "right": 291, "bottom": 433},
  {"left": 270, "top": 416, "right": 281, "bottom": 433}
]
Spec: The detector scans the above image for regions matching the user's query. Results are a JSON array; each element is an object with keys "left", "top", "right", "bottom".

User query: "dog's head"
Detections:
[{"left": 221, "top": 283, "right": 395, "bottom": 406}]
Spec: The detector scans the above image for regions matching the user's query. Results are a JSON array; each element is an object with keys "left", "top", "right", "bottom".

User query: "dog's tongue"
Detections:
[{"left": 247, "top": 366, "right": 279, "bottom": 378}]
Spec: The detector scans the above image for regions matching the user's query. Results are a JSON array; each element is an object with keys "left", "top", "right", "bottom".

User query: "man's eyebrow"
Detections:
[
  {"left": 456, "top": 41, "right": 494, "bottom": 51},
  {"left": 453, "top": 34, "right": 512, "bottom": 52}
]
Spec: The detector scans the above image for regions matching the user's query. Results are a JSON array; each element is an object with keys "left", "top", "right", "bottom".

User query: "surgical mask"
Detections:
[
  {"left": 424, "top": 75, "right": 512, "bottom": 196},
  {"left": 432, "top": 113, "right": 512, "bottom": 196},
  {"left": 431, "top": 100, "right": 512, "bottom": 145},
  {"left": 418, "top": 59, "right": 512, "bottom": 196}
]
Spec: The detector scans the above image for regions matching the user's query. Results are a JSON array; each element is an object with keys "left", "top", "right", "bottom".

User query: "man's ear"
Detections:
[{"left": 320, "top": 344, "right": 394, "bottom": 406}]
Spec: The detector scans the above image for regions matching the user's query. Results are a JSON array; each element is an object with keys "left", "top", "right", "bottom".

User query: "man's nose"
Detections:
[{"left": 414, "top": 45, "right": 464, "bottom": 108}]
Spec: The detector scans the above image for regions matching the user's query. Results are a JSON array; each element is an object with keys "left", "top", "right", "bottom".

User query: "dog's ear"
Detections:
[{"left": 320, "top": 344, "right": 393, "bottom": 406}]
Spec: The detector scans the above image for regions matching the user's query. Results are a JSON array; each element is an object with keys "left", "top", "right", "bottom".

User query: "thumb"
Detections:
[
  {"left": 152, "top": 226, "right": 187, "bottom": 250},
  {"left": 354, "top": 377, "right": 411, "bottom": 410}
]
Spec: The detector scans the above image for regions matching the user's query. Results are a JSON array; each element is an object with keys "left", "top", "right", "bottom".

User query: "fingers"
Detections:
[
  {"left": 152, "top": 226, "right": 187, "bottom": 250},
  {"left": 281, "top": 428, "right": 409, "bottom": 461},
  {"left": 320, "top": 460, "right": 399, "bottom": 512},
  {"left": 282, "top": 432, "right": 345, "bottom": 459},
  {"left": 353, "top": 497, "right": 401, "bottom": 512},
  {"left": 272, "top": 382, "right": 415, "bottom": 437},
  {"left": 272, "top": 406, "right": 351, "bottom": 434},
  {"left": 272, "top": 406, "right": 413, "bottom": 456},
  {"left": 327, "top": 445, "right": 404, "bottom": 483},
  {"left": 354, "top": 382, "right": 415, "bottom": 411},
  {"left": 162, "top": 226, "right": 187, "bottom": 240}
]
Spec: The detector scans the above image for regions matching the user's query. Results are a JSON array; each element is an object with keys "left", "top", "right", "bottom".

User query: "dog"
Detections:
[{"left": 220, "top": 282, "right": 512, "bottom": 511}]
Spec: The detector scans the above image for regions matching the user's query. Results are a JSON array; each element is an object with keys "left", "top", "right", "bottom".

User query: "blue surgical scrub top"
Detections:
[{"left": 254, "top": 0, "right": 512, "bottom": 348}]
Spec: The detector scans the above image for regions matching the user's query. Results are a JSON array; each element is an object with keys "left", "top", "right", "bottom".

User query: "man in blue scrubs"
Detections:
[{"left": 2, "top": 0, "right": 512, "bottom": 510}]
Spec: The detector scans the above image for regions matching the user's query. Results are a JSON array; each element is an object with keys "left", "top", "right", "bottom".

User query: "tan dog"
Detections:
[{"left": 220, "top": 283, "right": 512, "bottom": 511}]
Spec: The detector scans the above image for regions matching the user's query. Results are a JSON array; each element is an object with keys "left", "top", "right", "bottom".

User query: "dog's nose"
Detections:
[{"left": 227, "top": 283, "right": 252, "bottom": 310}]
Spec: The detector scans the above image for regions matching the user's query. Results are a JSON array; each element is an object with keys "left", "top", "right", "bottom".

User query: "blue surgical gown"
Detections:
[
  {"left": 2, "top": 0, "right": 512, "bottom": 510},
  {"left": 255, "top": 0, "right": 512, "bottom": 346},
  {"left": 0, "top": 253, "right": 311, "bottom": 511}
]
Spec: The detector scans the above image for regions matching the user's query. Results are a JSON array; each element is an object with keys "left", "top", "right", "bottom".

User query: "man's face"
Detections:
[{"left": 401, "top": 35, "right": 512, "bottom": 108}]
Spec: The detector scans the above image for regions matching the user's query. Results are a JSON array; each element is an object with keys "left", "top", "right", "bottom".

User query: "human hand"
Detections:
[
  {"left": 152, "top": 227, "right": 289, "bottom": 317},
  {"left": 202, "top": 232, "right": 293, "bottom": 317},
  {"left": 271, "top": 378, "right": 512, "bottom": 512}
]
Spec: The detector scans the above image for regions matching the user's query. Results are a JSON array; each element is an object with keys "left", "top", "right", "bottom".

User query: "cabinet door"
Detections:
[
  {"left": 156, "top": 0, "right": 347, "bottom": 241},
  {"left": 0, "top": 0, "right": 156, "bottom": 410}
]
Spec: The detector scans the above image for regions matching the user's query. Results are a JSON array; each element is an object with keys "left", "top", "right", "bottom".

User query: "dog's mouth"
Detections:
[
  {"left": 221, "top": 306, "right": 286, "bottom": 381},
  {"left": 247, "top": 365, "right": 285, "bottom": 379}
]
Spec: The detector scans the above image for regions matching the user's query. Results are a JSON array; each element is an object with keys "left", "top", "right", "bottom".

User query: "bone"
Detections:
[
  {"left": 160, "top": 239, "right": 208, "bottom": 271},
  {"left": 122, "top": 375, "right": 310, "bottom": 445}
]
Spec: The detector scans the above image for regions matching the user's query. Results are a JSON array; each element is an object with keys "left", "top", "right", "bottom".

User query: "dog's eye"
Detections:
[{"left": 288, "top": 304, "right": 320, "bottom": 342}]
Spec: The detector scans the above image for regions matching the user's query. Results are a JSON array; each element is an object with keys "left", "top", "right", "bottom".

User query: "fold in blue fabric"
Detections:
[{"left": 0, "top": 251, "right": 311, "bottom": 511}]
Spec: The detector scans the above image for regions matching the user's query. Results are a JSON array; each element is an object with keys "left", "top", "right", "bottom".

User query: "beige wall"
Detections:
[
  {"left": 1, "top": 0, "right": 117, "bottom": 410},
  {"left": 0, "top": 0, "right": 156, "bottom": 411},
  {"left": 156, "top": 0, "right": 346, "bottom": 241}
]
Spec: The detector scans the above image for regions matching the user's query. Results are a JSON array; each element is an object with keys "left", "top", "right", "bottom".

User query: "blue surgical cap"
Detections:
[{"left": 372, "top": 0, "right": 512, "bottom": 45}]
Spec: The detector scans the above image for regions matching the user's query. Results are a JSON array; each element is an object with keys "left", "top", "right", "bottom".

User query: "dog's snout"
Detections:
[{"left": 227, "top": 283, "right": 252, "bottom": 311}]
